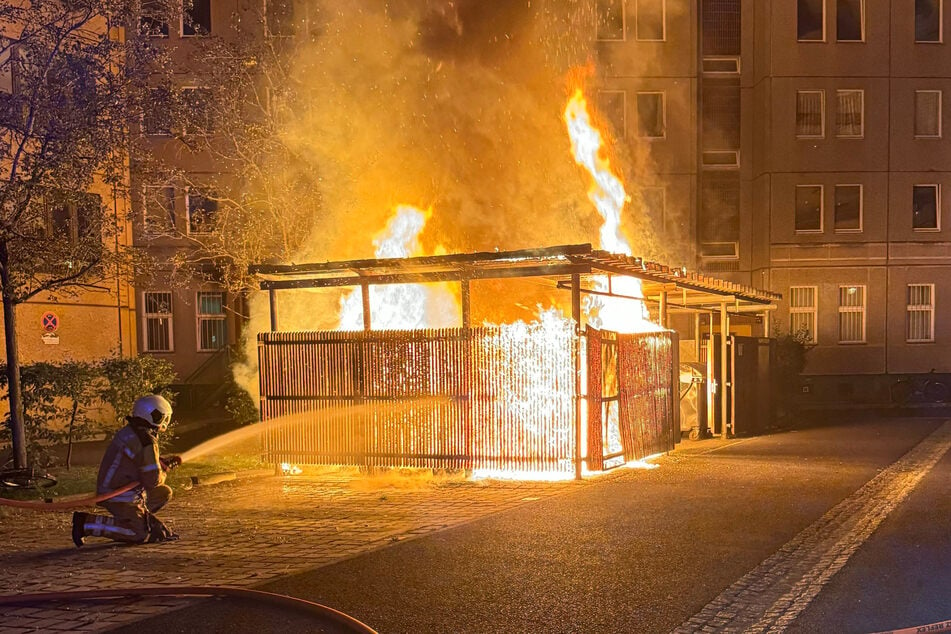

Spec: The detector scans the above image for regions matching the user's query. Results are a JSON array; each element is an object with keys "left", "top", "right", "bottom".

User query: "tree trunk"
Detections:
[
  {"left": 66, "top": 398, "right": 79, "bottom": 470},
  {"left": 0, "top": 241, "right": 27, "bottom": 469}
]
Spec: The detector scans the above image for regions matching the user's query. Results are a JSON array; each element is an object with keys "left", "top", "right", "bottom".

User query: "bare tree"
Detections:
[{"left": 0, "top": 0, "right": 158, "bottom": 468}]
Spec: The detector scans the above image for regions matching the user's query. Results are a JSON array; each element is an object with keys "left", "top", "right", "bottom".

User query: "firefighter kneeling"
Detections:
[{"left": 72, "top": 395, "right": 181, "bottom": 547}]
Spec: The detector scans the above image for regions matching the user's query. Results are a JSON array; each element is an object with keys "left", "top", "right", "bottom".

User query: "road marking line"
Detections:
[{"left": 673, "top": 420, "right": 951, "bottom": 634}]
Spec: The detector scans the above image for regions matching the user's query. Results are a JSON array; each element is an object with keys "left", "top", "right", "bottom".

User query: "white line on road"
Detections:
[{"left": 673, "top": 420, "right": 951, "bottom": 634}]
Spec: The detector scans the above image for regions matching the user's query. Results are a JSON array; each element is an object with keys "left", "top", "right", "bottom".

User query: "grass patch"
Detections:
[{"left": 0, "top": 454, "right": 267, "bottom": 502}]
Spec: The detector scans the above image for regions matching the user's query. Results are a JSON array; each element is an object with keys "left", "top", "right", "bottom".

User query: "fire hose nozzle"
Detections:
[{"left": 160, "top": 455, "right": 182, "bottom": 471}]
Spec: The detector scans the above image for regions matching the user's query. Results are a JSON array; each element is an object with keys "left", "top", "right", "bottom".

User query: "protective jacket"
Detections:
[{"left": 96, "top": 421, "right": 165, "bottom": 503}]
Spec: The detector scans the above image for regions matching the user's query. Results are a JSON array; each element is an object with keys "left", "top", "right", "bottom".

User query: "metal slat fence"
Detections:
[{"left": 258, "top": 325, "right": 577, "bottom": 475}]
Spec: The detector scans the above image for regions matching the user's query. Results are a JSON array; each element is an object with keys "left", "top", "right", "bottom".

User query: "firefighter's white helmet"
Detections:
[{"left": 131, "top": 394, "right": 173, "bottom": 432}]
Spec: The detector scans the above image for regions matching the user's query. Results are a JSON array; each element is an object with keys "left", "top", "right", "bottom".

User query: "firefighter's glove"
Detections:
[{"left": 159, "top": 455, "right": 182, "bottom": 471}]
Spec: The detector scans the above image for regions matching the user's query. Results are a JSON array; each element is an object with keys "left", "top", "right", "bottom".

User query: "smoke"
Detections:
[{"left": 235, "top": 0, "right": 686, "bottom": 401}]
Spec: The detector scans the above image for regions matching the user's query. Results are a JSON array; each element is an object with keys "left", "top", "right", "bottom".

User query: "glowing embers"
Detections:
[
  {"left": 338, "top": 205, "right": 460, "bottom": 330},
  {"left": 563, "top": 89, "right": 659, "bottom": 334}
]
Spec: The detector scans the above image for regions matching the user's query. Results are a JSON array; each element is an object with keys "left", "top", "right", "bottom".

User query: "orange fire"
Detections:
[
  {"left": 338, "top": 205, "right": 460, "bottom": 330},
  {"left": 564, "top": 89, "right": 661, "bottom": 334}
]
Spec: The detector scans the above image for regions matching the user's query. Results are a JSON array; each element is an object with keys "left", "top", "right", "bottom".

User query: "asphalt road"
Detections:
[{"left": 121, "top": 416, "right": 950, "bottom": 634}]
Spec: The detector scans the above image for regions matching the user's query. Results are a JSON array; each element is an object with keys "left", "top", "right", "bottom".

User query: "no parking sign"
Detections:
[{"left": 41, "top": 312, "right": 59, "bottom": 332}]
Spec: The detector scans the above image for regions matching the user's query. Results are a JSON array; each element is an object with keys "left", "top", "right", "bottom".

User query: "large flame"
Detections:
[
  {"left": 564, "top": 89, "right": 661, "bottom": 334},
  {"left": 339, "top": 205, "right": 460, "bottom": 330}
]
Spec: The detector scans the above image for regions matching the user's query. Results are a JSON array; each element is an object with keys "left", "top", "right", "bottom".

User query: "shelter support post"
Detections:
[
  {"left": 720, "top": 303, "right": 730, "bottom": 439},
  {"left": 268, "top": 289, "right": 278, "bottom": 332},
  {"left": 571, "top": 273, "right": 582, "bottom": 481},
  {"left": 659, "top": 291, "right": 668, "bottom": 329},
  {"left": 461, "top": 280, "right": 471, "bottom": 328},
  {"left": 361, "top": 283, "right": 371, "bottom": 331}
]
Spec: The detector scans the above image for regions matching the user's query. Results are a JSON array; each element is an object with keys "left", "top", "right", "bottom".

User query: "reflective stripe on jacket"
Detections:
[{"left": 96, "top": 423, "right": 165, "bottom": 503}]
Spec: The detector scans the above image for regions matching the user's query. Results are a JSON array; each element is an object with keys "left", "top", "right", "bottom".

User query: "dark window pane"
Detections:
[
  {"left": 597, "top": 0, "right": 625, "bottom": 40},
  {"left": 140, "top": 0, "right": 169, "bottom": 37},
  {"left": 916, "top": 0, "right": 941, "bottom": 42},
  {"left": 183, "top": 87, "right": 212, "bottom": 135},
  {"left": 702, "top": 0, "right": 741, "bottom": 56},
  {"left": 144, "top": 186, "right": 175, "bottom": 233},
  {"left": 143, "top": 87, "right": 172, "bottom": 135},
  {"left": 836, "top": 0, "right": 863, "bottom": 41},
  {"left": 913, "top": 185, "right": 939, "bottom": 229},
  {"left": 834, "top": 185, "right": 861, "bottom": 230},
  {"left": 188, "top": 191, "right": 218, "bottom": 233},
  {"left": 199, "top": 318, "right": 226, "bottom": 350},
  {"left": 700, "top": 172, "right": 740, "bottom": 243},
  {"left": 637, "top": 92, "right": 664, "bottom": 137},
  {"left": 183, "top": 0, "right": 211, "bottom": 36},
  {"left": 798, "top": 0, "right": 824, "bottom": 41},
  {"left": 636, "top": 0, "right": 664, "bottom": 40},
  {"left": 597, "top": 90, "right": 626, "bottom": 136},
  {"left": 796, "top": 185, "right": 823, "bottom": 231}
]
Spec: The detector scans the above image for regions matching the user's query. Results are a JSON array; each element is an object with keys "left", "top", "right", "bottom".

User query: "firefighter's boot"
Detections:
[{"left": 71, "top": 512, "right": 86, "bottom": 547}]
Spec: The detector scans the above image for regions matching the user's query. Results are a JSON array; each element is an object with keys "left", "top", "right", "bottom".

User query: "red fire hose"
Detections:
[
  {"left": 0, "top": 586, "right": 378, "bottom": 633},
  {"left": 0, "top": 481, "right": 141, "bottom": 510}
]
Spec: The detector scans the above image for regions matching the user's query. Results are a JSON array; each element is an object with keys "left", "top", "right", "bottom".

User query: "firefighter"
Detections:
[{"left": 71, "top": 395, "right": 181, "bottom": 546}]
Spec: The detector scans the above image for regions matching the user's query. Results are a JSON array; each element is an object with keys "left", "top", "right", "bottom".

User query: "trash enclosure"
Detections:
[{"left": 251, "top": 244, "right": 778, "bottom": 478}]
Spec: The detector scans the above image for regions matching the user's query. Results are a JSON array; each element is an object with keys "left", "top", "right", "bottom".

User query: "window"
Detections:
[
  {"left": 916, "top": 0, "right": 942, "bottom": 42},
  {"left": 789, "top": 286, "right": 817, "bottom": 343},
  {"left": 182, "top": 87, "right": 212, "bottom": 135},
  {"left": 913, "top": 184, "right": 940, "bottom": 230},
  {"left": 834, "top": 184, "right": 862, "bottom": 231},
  {"left": 140, "top": 0, "right": 169, "bottom": 37},
  {"left": 597, "top": 90, "right": 626, "bottom": 136},
  {"left": 182, "top": 0, "right": 211, "bottom": 36},
  {"left": 699, "top": 172, "right": 740, "bottom": 258},
  {"left": 266, "top": 0, "right": 295, "bottom": 37},
  {"left": 838, "top": 285, "right": 866, "bottom": 344},
  {"left": 143, "top": 87, "right": 172, "bottom": 136},
  {"left": 915, "top": 90, "right": 942, "bottom": 138},
  {"left": 143, "top": 291, "right": 173, "bottom": 352},
  {"left": 636, "top": 0, "right": 665, "bottom": 41},
  {"left": 797, "top": 90, "right": 825, "bottom": 137},
  {"left": 596, "top": 0, "right": 625, "bottom": 40},
  {"left": 836, "top": 90, "right": 863, "bottom": 137},
  {"left": 907, "top": 284, "right": 935, "bottom": 342},
  {"left": 836, "top": 0, "right": 864, "bottom": 41},
  {"left": 40, "top": 191, "right": 102, "bottom": 245},
  {"left": 196, "top": 291, "right": 226, "bottom": 351},
  {"left": 636, "top": 92, "right": 665, "bottom": 138},
  {"left": 795, "top": 185, "right": 823, "bottom": 232},
  {"left": 187, "top": 190, "right": 218, "bottom": 234},
  {"left": 798, "top": 0, "right": 825, "bottom": 41},
  {"left": 143, "top": 185, "right": 175, "bottom": 234}
]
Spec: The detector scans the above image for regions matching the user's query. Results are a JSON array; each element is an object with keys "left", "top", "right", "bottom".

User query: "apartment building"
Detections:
[{"left": 596, "top": 0, "right": 951, "bottom": 403}]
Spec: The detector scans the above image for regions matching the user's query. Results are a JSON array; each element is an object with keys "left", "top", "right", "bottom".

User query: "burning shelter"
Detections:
[{"left": 250, "top": 243, "right": 779, "bottom": 480}]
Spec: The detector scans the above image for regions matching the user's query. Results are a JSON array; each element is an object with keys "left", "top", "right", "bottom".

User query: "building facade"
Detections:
[{"left": 598, "top": 0, "right": 951, "bottom": 403}]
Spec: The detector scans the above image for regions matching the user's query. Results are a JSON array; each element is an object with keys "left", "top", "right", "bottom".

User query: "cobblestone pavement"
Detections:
[{"left": 0, "top": 467, "right": 597, "bottom": 632}]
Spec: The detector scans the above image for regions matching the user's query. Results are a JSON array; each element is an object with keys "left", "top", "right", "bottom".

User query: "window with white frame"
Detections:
[
  {"left": 906, "top": 284, "right": 935, "bottom": 342},
  {"left": 636, "top": 0, "right": 665, "bottom": 41},
  {"left": 636, "top": 92, "right": 665, "bottom": 138},
  {"left": 796, "top": 90, "right": 825, "bottom": 137},
  {"left": 838, "top": 285, "right": 866, "bottom": 343},
  {"left": 834, "top": 184, "right": 862, "bottom": 231},
  {"left": 789, "top": 286, "right": 817, "bottom": 343},
  {"left": 798, "top": 0, "right": 825, "bottom": 41},
  {"left": 143, "top": 291, "right": 173, "bottom": 352},
  {"left": 916, "top": 0, "right": 942, "bottom": 43},
  {"left": 913, "top": 184, "right": 940, "bottom": 230},
  {"left": 836, "top": 0, "right": 864, "bottom": 41},
  {"left": 795, "top": 185, "right": 823, "bottom": 232},
  {"left": 182, "top": 0, "right": 211, "bottom": 36},
  {"left": 596, "top": 0, "right": 625, "bottom": 40},
  {"left": 187, "top": 189, "right": 218, "bottom": 234},
  {"left": 836, "top": 90, "right": 863, "bottom": 137},
  {"left": 915, "top": 90, "right": 942, "bottom": 137},
  {"left": 196, "top": 291, "right": 226, "bottom": 351},
  {"left": 597, "top": 90, "right": 626, "bottom": 136}
]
